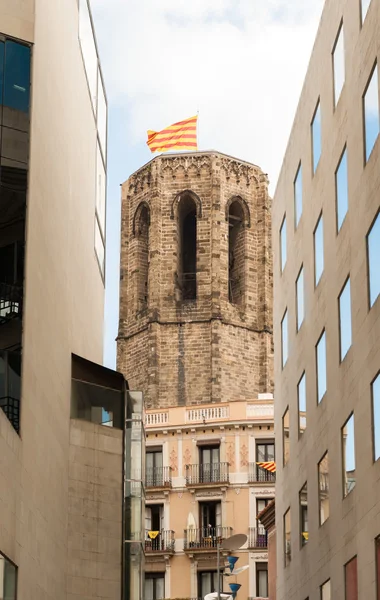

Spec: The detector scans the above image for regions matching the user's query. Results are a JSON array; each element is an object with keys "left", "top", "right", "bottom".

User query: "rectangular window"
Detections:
[
  {"left": 339, "top": 278, "right": 352, "bottom": 361},
  {"left": 316, "top": 330, "right": 327, "bottom": 403},
  {"left": 321, "top": 579, "right": 331, "bottom": 600},
  {"left": 281, "top": 309, "right": 288, "bottom": 368},
  {"left": 96, "top": 142, "right": 106, "bottom": 237},
  {"left": 198, "top": 571, "right": 222, "bottom": 599},
  {"left": 367, "top": 211, "right": 380, "bottom": 308},
  {"left": 342, "top": 413, "right": 356, "bottom": 497},
  {"left": 296, "top": 266, "right": 304, "bottom": 331},
  {"left": 280, "top": 215, "right": 287, "bottom": 272},
  {"left": 311, "top": 100, "right": 322, "bottom": 174},
  {"left": 344, "top": 556, "right": 358, "bottom": 600},
  {"left": 0, "top": 552, "right": 17, "bottom": 600},
  {"left": 298, "top": 372, "right": 307, "bottom": 435},
  {"left": 294, "top": 163, "right": 302, "bottom": 227},
  {"left": 95, "top": 218, "right": 105, "bottom": 277},
  {"left": 372, "top": 374, "right": 380, "bottom": 461},
  {"left": 335, "top": 147, "right": 348, "bottom": 231},
  {"left": 319, "top": 452, "right": 329, "bottom": 525},
  {"left": 79, "top": 0, "right": 98, "bottom": 113},
  {"left": 333, "top": 23, "right": 345, "bottom": 106},
  {"left": 284, "top": 508, "right": 291, "bottom": 566},
  {"left": 97, "top": 69, "right": 107, "bottom": 159},
  {"left": 363, "top": 63, "right": 379, "bottom": 163},
  {"left": 199, "top": 445, "right": 220, "bottom": 483},
  {"left": 299, "top": 482, "right": 308, "bottom": 546},
  {"left": 314, "top": 214, "right": 324, "bottom": 285},
  {"left": 146, "top": 449, "right": 163, "bottom": 486},
  {"left": 256, "top": 441, "right": 276, "bottom": 482},
  {"left": 283, "top": 407, "right": 290, "bottom": 466},
  {"left": 256, "top": 563, "right": 268, "bottom": 597},
  {"left": 145, "top": 573, "right": 165, "bottom": 600},
  {"left": 361, "top": 0, "right": 372, "bottom": 23}
]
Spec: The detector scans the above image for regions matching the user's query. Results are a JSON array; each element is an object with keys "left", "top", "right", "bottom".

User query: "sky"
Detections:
[{"left": 89, "top": 0, "right": 325, "bottom": 368}]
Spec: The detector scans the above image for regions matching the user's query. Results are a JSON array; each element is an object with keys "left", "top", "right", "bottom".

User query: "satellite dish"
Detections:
[
  {"left": 204, "top": 594, "right": 233, "bottom": 600},
  {"left": 221, "top": 533, "right": 247, "bottom": 551},
  {"left": 224, "top": 565, "right": 250, "bottom": 576}
]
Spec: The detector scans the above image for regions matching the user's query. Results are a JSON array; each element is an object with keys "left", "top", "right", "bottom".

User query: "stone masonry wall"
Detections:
[{"left": 117, "top": 152, "right": 273, "bottom": 408}]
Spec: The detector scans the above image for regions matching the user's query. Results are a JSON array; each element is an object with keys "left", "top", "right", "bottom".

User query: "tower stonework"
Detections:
[{"left": 117, "top": 151, "right": 273, "bottom": 409}]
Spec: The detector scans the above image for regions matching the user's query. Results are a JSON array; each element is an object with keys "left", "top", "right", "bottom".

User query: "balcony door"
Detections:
[
  {"left": 199, "top": 445, "right": 220, "bottom": 483},
  {"left": 256, "top": 441, "right": 275, "bottom": 481},
  {"left": 145, "top": 573, "right": 164, "bottom": 600},
  {"left": 256, "top": 562, "right": 268, "bottom": 598},
  {"left": 199, "top": 501, "right": 221, "bottom": 543},
  {"left": 145, "top": 505, "right": 164, "bottom": 550},
  {"left": 256, "top": 499, "right": 270, "bottom": 546},
  {"left": 146, "top": 449, "right": 163, "bottom": 486}
]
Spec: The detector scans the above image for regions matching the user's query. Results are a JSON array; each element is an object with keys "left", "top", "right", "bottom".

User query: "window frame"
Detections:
[
  {"left": 294, "top": 162, "right": 302, "bottom": 228},
  {"left": 362, "top": 60, "right": 380, "bottom": 165},
  {"left": 282, "top": 406, "right": 290, "bottom": 466},
  {"left": 335, "top": 145, "right": 348, "bottom": 233},
  {"left": 144, "top": 572, "right": 165, "bottom": 600},
  {"left": 255, "top": 562, "right": 269, "bottom": 597},
  {"left": 341, "top": 412, "right": 356, "bottom": 498},
  {"left": 299, "top": 482, "right": 308, "bottom": 548},
  {"left": 0, "top": 551, "right": 18, "bottom": 600},
  {"left": 318, "top": 451, "right": 329, "bottom": 526},
  {"left": 320, "top": 579, "right": 331, "bottom": 600},
  {"left": 332, "top": 20, "right": 345, "bottom": 108},
  {"left": 344, "top": 556, "right": 358, "bottom": 600},
  {"left": 361, "top": 0, "right": 372, "bottom": 25},
  {"left": 296, "top": 264, "right": 304, "bottom": 331},
  {"left": 311, "top": 98, "right": 322, "bottom": 175},
  {"left": 371, "top": 372, "right": 380, "bottom": 463},
  {"left": 314, "top": 213, "right": 324, "bottom": 287},
  {"left": 284, "top": 508, "right": 291, "bottom": 567},
  {"left": 366, "top": 208, "right": 380, "bottom": 309},
  {"left": 316, "top": 329, "right": 327, "bottom": 404},
  {"left": 280, "top": 214, "right": 287, "bottom": 273},
  {"left": 281, "top": 308, "right": 288, "bottom": 369},
  {"left": 338, "top": 276, "right": 352, "bottom": 362},
  {"left": 298, "top": 371, "right": 307, "bottom": 437}
]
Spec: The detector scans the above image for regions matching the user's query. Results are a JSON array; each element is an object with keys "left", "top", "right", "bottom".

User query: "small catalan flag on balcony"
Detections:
[
  {"left": 147, "top": 115, "right": 198, "bottom": 153},
  {"left": 256, "top": 461, "right": 276, "bottom": 473}
]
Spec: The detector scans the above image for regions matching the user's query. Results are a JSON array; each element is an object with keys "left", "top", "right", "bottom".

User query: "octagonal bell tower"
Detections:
[{"left": 117, "top": 151, "right": 273, "bottom": 409}]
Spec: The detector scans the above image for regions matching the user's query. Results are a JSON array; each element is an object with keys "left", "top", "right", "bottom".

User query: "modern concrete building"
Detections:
[
  {"left": 273, "top": 0, "right": 380, "bottom": 599},
  {"left": 118, "top": 151, "right": 275, "bottom": 600},
  {"left": 0, "top": 2, "right": 144, "bottom": 599}
]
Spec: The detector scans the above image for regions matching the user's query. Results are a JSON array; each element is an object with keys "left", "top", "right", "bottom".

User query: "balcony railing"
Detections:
[
  {"left": 0, "top": 396, "right": 20, "bottom": 434},
  {"left": 185, "top": 462, "right": 229, "bottom": 485},
  {"left": 145, "top": 466, "right": 172, "bottom": 488},
  {"left": 248, "top": 526, "right": 268, "bottom": 549},
  {"left": 248, "top": 464, "right": 276, "bottom": 483},
  {"left": 145, "top": 529, "right": 175, "bottom": 553},
  {"left": 0, "top": 282, "right": 22, "bottom": 323},
  {"left": 184, "top": 526, "right": 232, "bottom": 550}
]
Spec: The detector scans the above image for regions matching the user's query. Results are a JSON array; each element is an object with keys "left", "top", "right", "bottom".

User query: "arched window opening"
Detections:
[
  {"left": 178, "top": 194, "right": 197, "bottom": 300},
  {"left": 228, "top": 201, "right": 245, "bottom": 306},
  {"left": 136, "top": 204, "right": 150, "bottom": 309}
]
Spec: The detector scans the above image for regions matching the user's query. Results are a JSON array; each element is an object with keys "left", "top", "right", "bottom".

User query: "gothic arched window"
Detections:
[
  {"left": 228, "top": 200, "right": 245, "bottom": 306},
  {"left": 178, "top": 193, "right": 197, "bottom": 300},
  {"left": 134, "top": 203, "right": 150, "bottom": 309}
]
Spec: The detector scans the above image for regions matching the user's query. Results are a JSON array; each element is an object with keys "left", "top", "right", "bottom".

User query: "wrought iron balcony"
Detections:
[
  {"left": 248, "top": 526, "right": 268, "bottom": 549},
  {"left": 144, "top": 529, "right": 175, "bottom": 554},
  {"left": 183, "top": 526, "right": 232, "bottom": 551},
  {"left": 248, "top": 463, "right": 276, "bottom": 483},
  {"left": 185, "top": 462, "right": 229, "bottom": 486},
  {"left": 145, "top": 466, "right": 172, "bottom": 488}
]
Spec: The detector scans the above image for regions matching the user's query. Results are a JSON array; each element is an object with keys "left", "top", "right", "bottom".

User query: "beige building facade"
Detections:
[
  {"left": 0, "top": 2, "right": 145, "bottom": 600},
  {"left": 273, "top": 0, "right": 380, "bottom": 599},
  {"left": 118, "top": 151, "right": 275, "bottom": 600}
]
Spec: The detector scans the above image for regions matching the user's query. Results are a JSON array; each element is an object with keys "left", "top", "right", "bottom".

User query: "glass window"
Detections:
[
  {"left": 0, "top": 552, "right": 17, "bottom": 600},
  {"left": 298, "top": 372, "right": 306, "bottom": 435},
  {"left": 198, "top": 571, "right": 222, "bottom": 599},
  {"left": 96, "top": 142, "right": 106, "bottom": 236},
  {"left": 95, "top": 218, "right": 105, "bottom": 277},
  {"left": 335, "top": 147, "right": 348, "bottom": 231},
  {"left": 361, "top": 0, "right": 372, "bottom": 23},
  {"left": 316, "top": 330, "right": 327, "bottom": 403},
  {"left": 321, "top": 580, "right": 331, "bottom": 600},
  {"left": 372, "top": 374, "right": 380, "bottom": 461},
  {"left": 79, "top": 0, "right": 98, "bottom": 113},
  {"left": 0, "top": 41, "right": 4, "bottom": 111},
  {"left": 281, "top": 309, "right": 288, "bottom": 368},
  {"left": 311, "top": 100, "right": 322, "bottom": 174},
  {"left": 367, "top": 212, "right": 380, "bottom": 307},
  {"left": 342, "top": 413, "right": 356, "bottom": 497},
  {"left": 363, "top": 63, "right": 379, "bottom": 163},
  {"left": 294, "top": 163, "right": 302, "bottom": 227},
  {"left": 344, "top": 557, "right": 358, "bottom": 600},
  {"left": 283, "top": 407, "right": 290, "bottom": 466},
  {"left": 256, "top": 563, "right": 268, "bottom": 597},
  {"left": 339, "top": 278, "right": 352, "bottom": 361},
  {"left": 319, "top": 452, "right": 329, "bottom": 525},
  {"left": 296, "top": 266, "right": 304, "bottom": 331},
  {"left": 314, "top": 214, "right": 324, "bottom": 286},
  {"left": 299, "top": 482, "right": 308, "bottom": 546},
  {"left": 333, "top": 23, "right": 345, "bottom": 106},
  {"left": 280, "top": 215, "right": 287, "bottom": 272},
  {"left": 97, "top": 69, "right": 107, "bottom": 159},
  {"left": 284, "top": 509, "right": 291, "bottom": 566},
  {"left": 3, "top": 40, "right": 31, "bottom": 114},
  {"left": 144, "top": 574, "right": 164, "bottom": 600}
]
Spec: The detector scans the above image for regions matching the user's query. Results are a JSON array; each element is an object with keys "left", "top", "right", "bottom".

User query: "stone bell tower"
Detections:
[{"left": 117, "top": 151, "right": 273, "bottom": 409}]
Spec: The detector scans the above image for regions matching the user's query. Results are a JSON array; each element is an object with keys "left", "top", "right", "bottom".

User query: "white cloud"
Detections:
[{"left": 91, "top": 0, "right": 324, "bottom": 189}]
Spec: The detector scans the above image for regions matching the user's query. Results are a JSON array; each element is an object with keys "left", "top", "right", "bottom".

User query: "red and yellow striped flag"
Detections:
[
  {"left": 256, "top": 461, "right": 276, "bottom": 473},
  {"left": 147, "top": 115, "right": 198, "bottom": 153}
]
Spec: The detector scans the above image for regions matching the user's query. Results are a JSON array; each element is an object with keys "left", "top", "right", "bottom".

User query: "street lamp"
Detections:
[{"left": 217, "top": 533, "right": 247, "bottom": 600}]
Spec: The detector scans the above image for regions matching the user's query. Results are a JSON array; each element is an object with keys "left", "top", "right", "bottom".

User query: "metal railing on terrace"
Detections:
[
  {"left": 248, "top": 526, "right": 268, "bottom": 549},
  {"left": 183, "top": 526, "right": 232, "bottom": 550},
  {"left": 144, "top": 529, "right": 175, "bottom": 553},
  {"left": 248, "top": 463, "right": 276, "bottom": 483},
  {"left": 185, "top": 462, "right": 229, "bottom": 485},
  {"left": 145, "top": 466, "right": 172, "bottom": 488}
]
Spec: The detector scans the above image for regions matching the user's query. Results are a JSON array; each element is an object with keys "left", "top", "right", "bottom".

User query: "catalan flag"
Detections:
[
  {"left": 256, "top": 461, "right": 276, "bottom": 473},
  {"left": 147, "top": 115, "right": 198, "bottom": 153}
]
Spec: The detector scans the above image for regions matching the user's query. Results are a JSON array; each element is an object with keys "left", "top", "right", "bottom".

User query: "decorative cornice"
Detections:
[
  {"left": 160, "top": 154, "right": 212, "bottom": 178},
  {"left": 129, "top": 164, "right": 153, "bottom": 193},
  {"left": 220, "top": 157, "right": 267, "bottom": 186}
]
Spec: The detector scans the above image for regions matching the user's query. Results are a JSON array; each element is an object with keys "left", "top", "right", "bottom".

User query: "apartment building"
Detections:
[
  {"left": 0, "top": 1, "right": 144, "bottom": 599},
  {"left": 273, "top": 0, "right": 380, "bottom": 598},
  {"left": 118, "top": 151, "right": 275, "bottom": 600}
]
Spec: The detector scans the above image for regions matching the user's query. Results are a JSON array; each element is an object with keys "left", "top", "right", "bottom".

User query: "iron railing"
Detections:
[
  {"left": 248, "top": 526, "right": 268, "bottom": 549},
  {"left": 144, "top": 529, "right": 175, "bottom": 553},
  {"left": 185, "top": 462, "right": 229, "bottom": 485},
  {"left": 145, "top": 466, "right": 172, "bottom": 488},
  {"left": 0, "top": 283, "right": 22, "bottom": 323},
  {"left": 183, "top": 526, "right": 232, "bottom": 550},
  {"left": 0, "top": 396, "right": 20, "bottom": 434},
  {"left": 248, "top": 463, "right": 276, "bottom": 483}
]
